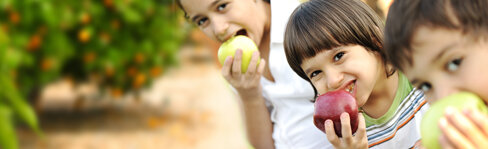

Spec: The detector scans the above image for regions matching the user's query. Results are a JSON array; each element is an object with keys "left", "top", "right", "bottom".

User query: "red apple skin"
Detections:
[{"left": 313, "top": 90, "right": 359, "bottom": 137}]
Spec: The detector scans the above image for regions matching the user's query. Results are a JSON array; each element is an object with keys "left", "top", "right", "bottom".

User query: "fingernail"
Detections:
[
  {"left": 445, "top": 107, "right": 457, "bottom": 116},
  {"left": 325, "top": 120, "right": 332, "bottom": 126},
  {"left": 439, "top": 117, "right": 448, "bottom": 128}
]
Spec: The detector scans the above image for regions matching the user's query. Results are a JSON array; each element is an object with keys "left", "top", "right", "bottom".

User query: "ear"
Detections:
[{"left": 385, "top": 63, "right": 397, "bottom": 77}]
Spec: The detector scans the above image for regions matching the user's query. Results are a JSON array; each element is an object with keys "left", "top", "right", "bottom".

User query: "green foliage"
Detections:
[{"left": 0, "top": 0, "right": 186, "bottom": 148}]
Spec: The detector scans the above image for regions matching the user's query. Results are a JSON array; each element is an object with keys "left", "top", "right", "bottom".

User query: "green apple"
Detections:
[
  {"left": 421, "top": 92, "right": 488, "bottom": 149},
  {"left": 218, "top": 35, "right": 260, "bottom": 73}
]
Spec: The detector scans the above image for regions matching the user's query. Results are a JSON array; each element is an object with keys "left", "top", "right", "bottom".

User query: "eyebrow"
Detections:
[
  {"left": 410, "top": 42, "right": 459, "bottom": 87},
  {"left": 303, "top": 67, "right": 314, "bottom": 76},
  {"left": 190, "top": 0, "right": 222, "bottom": 23},
  {"left": 431, "top": 42, "right": 458, "bottom": 64}
]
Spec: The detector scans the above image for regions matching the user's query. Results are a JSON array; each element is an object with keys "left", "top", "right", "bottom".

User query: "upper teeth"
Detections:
[{"left": 345, "top": 83, "right": 354, "bottom": 93}]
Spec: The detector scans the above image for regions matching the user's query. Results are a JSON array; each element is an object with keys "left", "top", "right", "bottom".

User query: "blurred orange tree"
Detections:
[{"left": 0, "top": 0, "right": 186, "bottom": 148}]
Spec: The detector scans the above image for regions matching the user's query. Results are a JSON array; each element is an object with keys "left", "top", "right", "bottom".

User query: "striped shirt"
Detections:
[{"left": 364, "top": 73, "right": 429, "bottom": 148}]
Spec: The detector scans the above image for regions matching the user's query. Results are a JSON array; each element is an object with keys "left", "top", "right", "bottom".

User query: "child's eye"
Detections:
[
  {"left": 197, "top": 17, "right": 208, "bottom": 26},
  {"left": 333, "top": 52, "right": 344, "bottom": 62},
  {"left": 446, "top": 58, "right": 462, "bottom": 72},
  {"left": 418, "top": 82, "right": 432, "bottom": 92},
  {"left": 217, "top": 3, "right": 228, "bottom": 11},
  {"left": 310, "top": 70, "right": 322, "bottom": 78}
]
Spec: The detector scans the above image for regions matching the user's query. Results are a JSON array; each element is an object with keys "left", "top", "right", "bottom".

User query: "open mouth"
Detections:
[
  {"left": 344, "top": 80, "right": 356, "bottom": 97},
  {"left": 235, "top": 29, "right": 248, "bottom": 37}
]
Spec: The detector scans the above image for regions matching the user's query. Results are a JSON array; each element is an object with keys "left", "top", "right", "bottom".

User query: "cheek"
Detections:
[
  {"left": 473, "top": 75, "right": 488, "bottom": 103},
  {"left": 463, "top": 55, "right": 488, "bottom": 103},
  {"left": 312, "top": 80, "right": 327, "bottom": 95},
  {"left": 201, "top": 28, "right": 218, "bottom": 41}
]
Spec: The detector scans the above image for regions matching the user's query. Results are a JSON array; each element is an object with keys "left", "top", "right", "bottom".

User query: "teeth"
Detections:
[{"left": 345, "top": 83, "right": 354, "bottom": 94}]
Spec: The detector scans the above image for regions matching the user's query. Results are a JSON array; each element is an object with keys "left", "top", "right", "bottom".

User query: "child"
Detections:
[
  {"left": 384, "top": 0, "right": 488, "bottom": 148},
  {"left": 284, "top": 0, "right": 428, "bottom": 148},
  {"left": 176, "top": 0, "right": 331, "bottom": 148}
]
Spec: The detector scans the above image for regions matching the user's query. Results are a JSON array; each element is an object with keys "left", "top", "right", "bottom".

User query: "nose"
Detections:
[
  {"left": 325, "top": 68, "right": 344, "bottom": 91},
  {"left": 211, "top": 16, "right": 229, "bottom": 42}
]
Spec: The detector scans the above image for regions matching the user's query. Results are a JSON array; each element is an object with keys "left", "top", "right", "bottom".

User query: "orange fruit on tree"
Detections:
[
  {"left": 78, "top": 28, "right": 91, "bottom": 43},
  {"left": 133, "top": 73, "right": 146, "bottom": 89},
  {"left": 9, "top": 11, "right": 20, "bottom": 24},
  {"left": 150, "top": 66, "right": 162, "bottom": 78},
  {"left": 80, "top": 12, "right": 91, "bottom": 25},
  {"left": 27, "top": 34, "right": 42, "bottom": 51},
  {"left": 104, "top": 0, "right": 113, "bottom": 8}
]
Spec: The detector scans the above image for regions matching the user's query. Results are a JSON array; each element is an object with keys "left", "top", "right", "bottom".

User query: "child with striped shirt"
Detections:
[{"left": 284, "top": 0, "right": 428, "bottom": 148}]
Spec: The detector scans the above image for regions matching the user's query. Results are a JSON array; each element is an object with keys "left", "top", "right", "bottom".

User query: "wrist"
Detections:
[
  {"left": 236, "top": 86, "right": 262, "bottom": 100},
  {"left": 240, "top": 94, "right": 264, "bottom": 105}
]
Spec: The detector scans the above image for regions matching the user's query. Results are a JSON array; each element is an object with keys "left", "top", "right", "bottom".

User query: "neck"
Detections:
[
  {"left": 257, "top": 2, "right": 274, "bottom": 82},
  {"left": 258, "top": 2, "right": 271, "bottom": 60},
  {"left": 362, "top": 70, "right": 399, "bottom": 119}
]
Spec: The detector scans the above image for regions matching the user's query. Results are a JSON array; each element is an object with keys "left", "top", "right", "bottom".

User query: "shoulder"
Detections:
[{"left": 403, "top": 88, "right": 426, "bottom": 107}]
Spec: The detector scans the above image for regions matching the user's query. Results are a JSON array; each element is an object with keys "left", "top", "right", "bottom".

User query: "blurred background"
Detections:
[{"left": 0, "top": 0, "right": 391, "bottom": 149}]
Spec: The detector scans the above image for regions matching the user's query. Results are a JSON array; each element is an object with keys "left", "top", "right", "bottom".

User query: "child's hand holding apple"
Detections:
[
  {"left": 421, "top": 92, "right": 488, "bottom": 149},
  {"left": 313, "top": 90, "right": 368, "bottom": 149},
  {"left": 218, "top": 35, "right": 265, "bottom": 99}
]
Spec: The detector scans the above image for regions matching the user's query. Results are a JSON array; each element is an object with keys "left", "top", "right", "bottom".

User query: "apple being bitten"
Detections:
[
  {"left": 421, "top": 92, "right": 488, "bottom": 149},
  {"left": 218, "top": 35, "right": 260, "bottom": 73},
  {"left": 313, "top": 90, "right": 359, "bottom": 137}
]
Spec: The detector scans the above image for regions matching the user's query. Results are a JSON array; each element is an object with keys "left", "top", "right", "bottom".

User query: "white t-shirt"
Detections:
[{"left": 265, "top": 0, "right": 332, "bottom": 148}]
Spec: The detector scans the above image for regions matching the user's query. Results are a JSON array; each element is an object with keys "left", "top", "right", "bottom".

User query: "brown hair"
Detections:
[
  {"left": 384, "top": 0, "right": 488, "bottom": 70},
  {"left": 284, "top": 0, "right": 389, "bottom": 98}
]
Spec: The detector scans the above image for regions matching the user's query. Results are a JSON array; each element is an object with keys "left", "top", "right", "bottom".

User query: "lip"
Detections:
[
  {"left": 220, "top": 34, "right": 233, "bottom": 43},
  {"left": 219, "top": 29, "right": 248, "bottom": 42}
]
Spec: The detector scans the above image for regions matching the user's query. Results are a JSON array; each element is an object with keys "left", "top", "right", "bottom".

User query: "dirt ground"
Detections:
[{"left": 18, "top": 45, "right": 249, "bottom": 149}]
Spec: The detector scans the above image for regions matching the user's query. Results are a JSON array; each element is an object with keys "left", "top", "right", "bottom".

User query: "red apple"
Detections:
[{"left": 313, "top": 90, "right": 359, "bottom": 137}]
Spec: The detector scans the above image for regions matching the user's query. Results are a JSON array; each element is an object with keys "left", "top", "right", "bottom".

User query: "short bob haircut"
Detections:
[
  {"left": 284, "top": 0, "right": 390, "bottom": 98},
  {"left": 384, "top": 0, "right": 488, "bottom": 71}
]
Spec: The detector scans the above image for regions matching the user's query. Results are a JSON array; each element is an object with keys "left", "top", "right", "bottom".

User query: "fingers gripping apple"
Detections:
[
  {"left": 218, "top": 35, "right": 260, "bottom": 73},
  {"left": 313, "top": 90, "right": 359, "bottom": 137}
]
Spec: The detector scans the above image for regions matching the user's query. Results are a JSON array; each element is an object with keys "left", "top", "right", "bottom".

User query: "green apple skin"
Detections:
[
  {"left": 218, "top": 35, "right": 260, "bottom": 73},
  {"left": 421, "top": 92, "right": 488, "bottom": 149}
]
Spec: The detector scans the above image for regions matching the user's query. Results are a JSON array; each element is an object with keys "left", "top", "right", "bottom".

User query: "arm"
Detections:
[
  {"left": 222, "top": 50, "right": 274, "bottom": 149},
  {"left": 242, "top": 95, "right": 275, "bottom": 149}
]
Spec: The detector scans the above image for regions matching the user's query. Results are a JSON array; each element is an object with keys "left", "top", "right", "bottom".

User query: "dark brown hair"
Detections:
[
  {"left": 284, "top": 0, "right": 389, "bottom": 97},
  {"left": 384, "top": 0, "right": 488, "bottom": 71}
]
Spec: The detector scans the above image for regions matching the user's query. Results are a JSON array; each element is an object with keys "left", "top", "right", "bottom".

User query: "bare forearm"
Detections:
[{"left": 241, "top": 95, "right": 275, "bottom": 149}]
